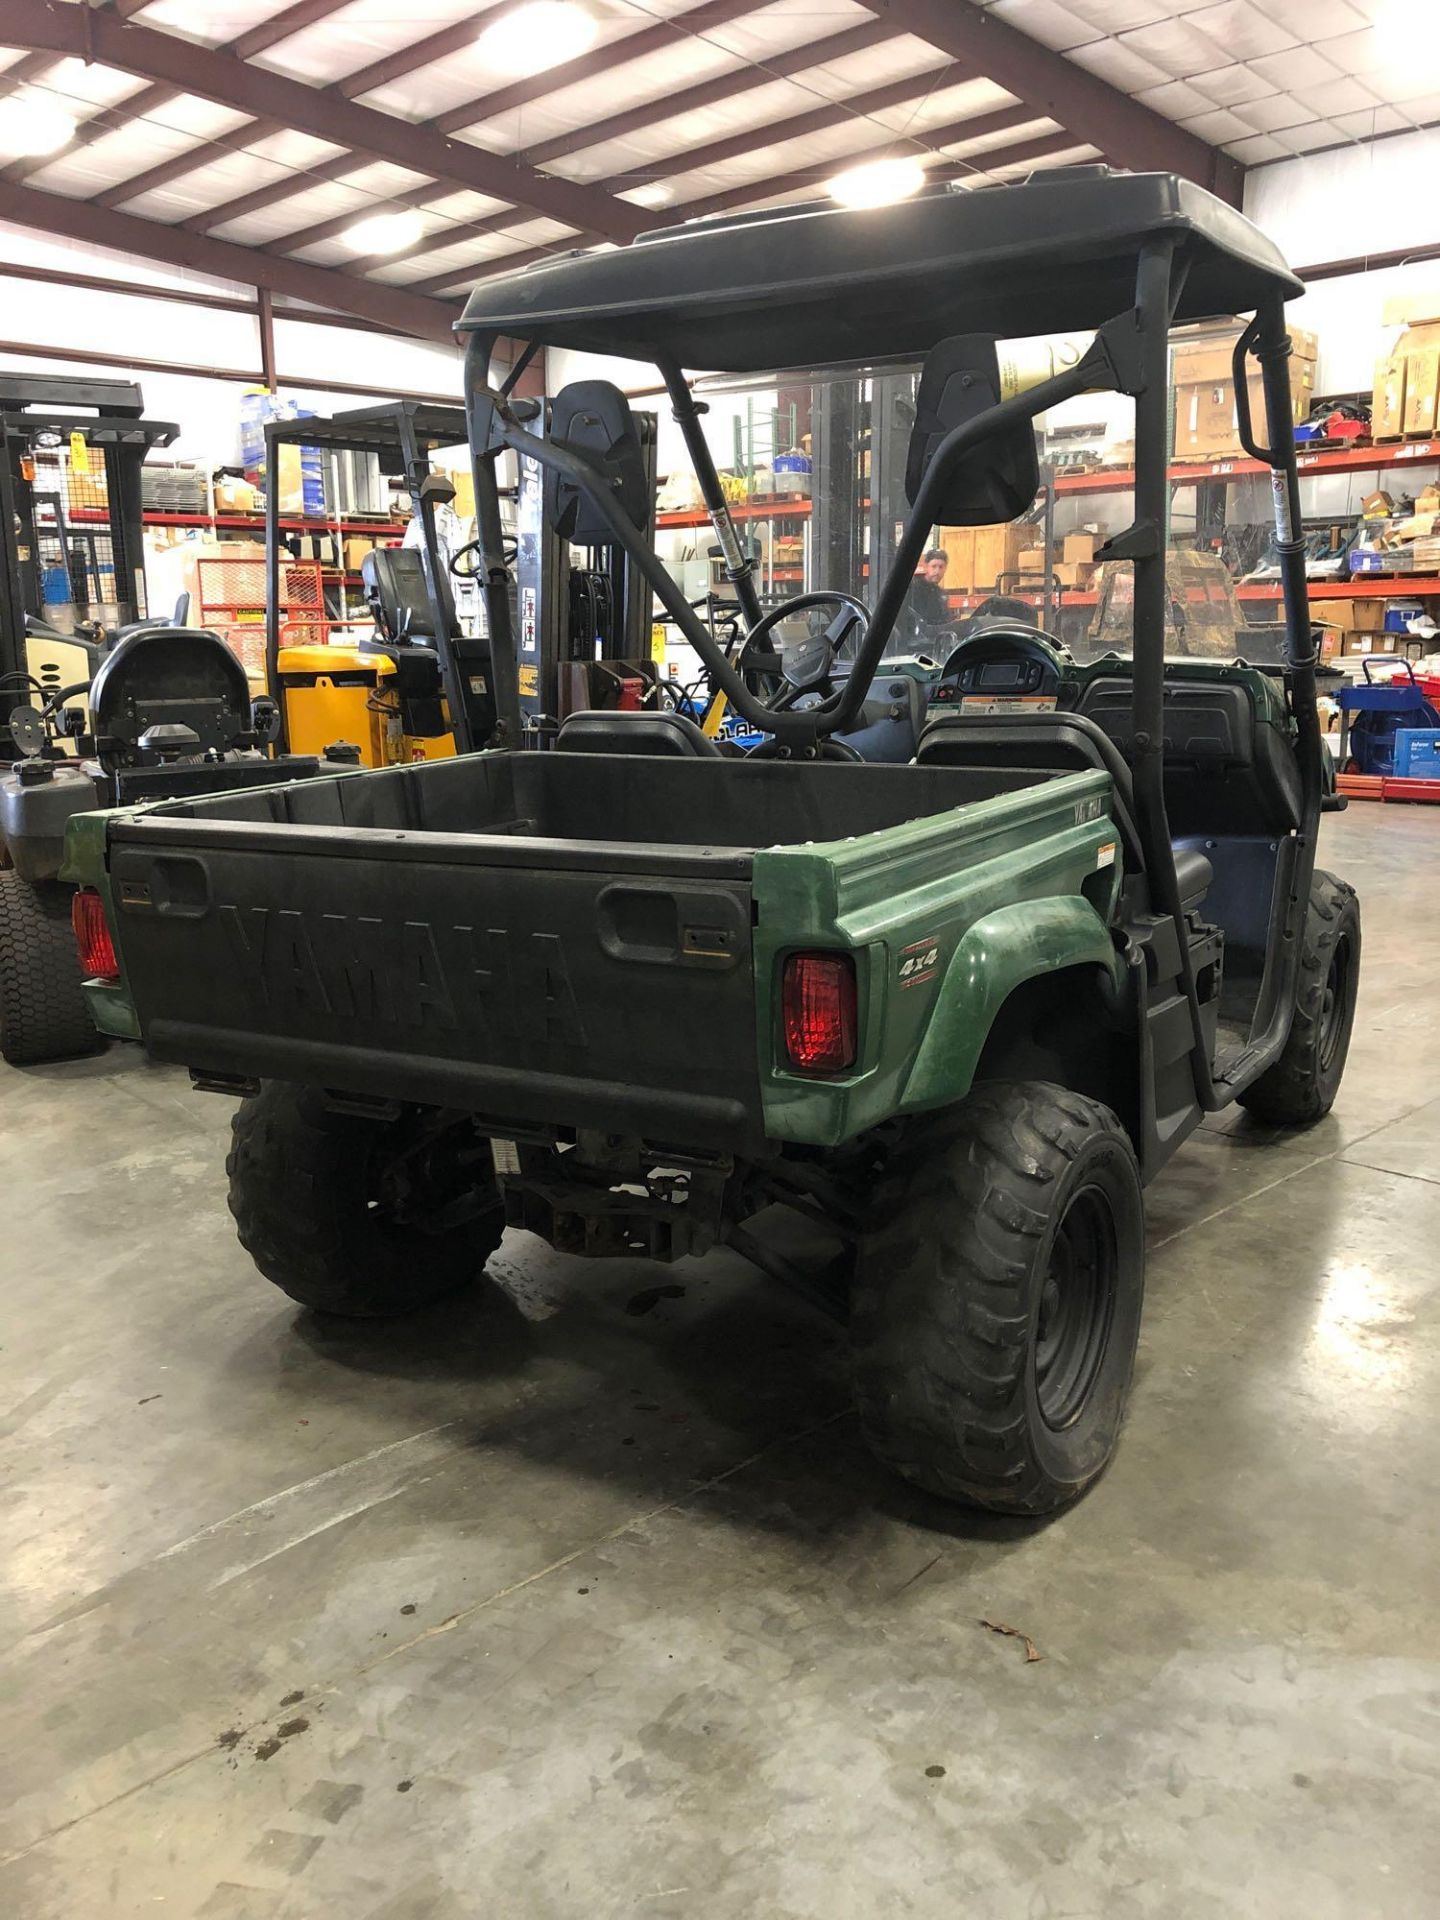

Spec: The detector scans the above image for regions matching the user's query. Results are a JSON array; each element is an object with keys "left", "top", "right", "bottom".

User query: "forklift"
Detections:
[
  {"left": 261, "top": 396, "right": 660, "bottom": 765},
  {"left": 0, "top": 376, "right": 322, "bottom": 1067},
  {"left": 0, "top": 373, "right": 178, "bottom": 756}
]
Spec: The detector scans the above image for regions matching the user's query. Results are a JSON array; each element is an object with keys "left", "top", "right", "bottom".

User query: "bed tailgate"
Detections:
[{"left": 105, "top": 817, "right": 764, "bottom": 1150}]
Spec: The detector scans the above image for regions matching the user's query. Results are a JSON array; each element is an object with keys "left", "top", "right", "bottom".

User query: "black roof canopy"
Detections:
[{"left": 458, "top": 169, "right": 1302, "bottom": 374}]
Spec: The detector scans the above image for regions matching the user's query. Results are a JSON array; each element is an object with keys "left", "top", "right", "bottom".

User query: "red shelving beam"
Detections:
[{"left": 1053, "top": 437, "right": 1440, "bottom": 495}]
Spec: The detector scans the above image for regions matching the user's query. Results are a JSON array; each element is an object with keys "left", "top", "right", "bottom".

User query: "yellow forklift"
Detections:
[
  {"left": 262, "top": 402, "right": 481, "bottom": 764},
  {"left": 261, "top": 394, "right": 662, "bottom": 763}
]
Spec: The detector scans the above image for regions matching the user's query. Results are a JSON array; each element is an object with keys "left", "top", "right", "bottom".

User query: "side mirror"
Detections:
[{"left": 906, "top": 334, "right": 1039, "bottom": 527}]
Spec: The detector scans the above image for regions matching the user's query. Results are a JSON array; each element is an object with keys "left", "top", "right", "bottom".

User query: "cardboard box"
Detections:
[
  {"left": 1062, "top": 531, "right": 1099, "bottom": 563},
  {"left": 1317, "top": 598, "right": 1385, "bottom": 633},
  {"left": 936, "top": 525, "right": 974, "bottom": 591},
  {"left": 971, "top": 522, "right": 1027, "bottom": 590},
  {"left": 1361, "top": 490, "right": 1396, "bottom": 519},
  {"left": 1373, "top": 355, "right": 1407, "bottom": 438},
  {"left": 1383, "top": 292, "right": 1440, "bottom": 327},
  {"left": 1403, "top": 346, "right": 1440, "bottom": 436},
  {"left": 1016, "top": 546, "right": 1047, "bottom": 575},
  {"left": 1172, "top": 321, "right": 1317, "bottom": 383},
  {"left": 1053, "top": 559, "right": 1097, "bottom": 589},
  {"left": 1173, "top": 364, "right": 1316, "bottom": 460},
  {"left": 343, "top": 534, "right": 377, "bottom": 570}
]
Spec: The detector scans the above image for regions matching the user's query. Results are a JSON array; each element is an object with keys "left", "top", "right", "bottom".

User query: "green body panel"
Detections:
[
  {"left": 752, "top": 769, "right": 1124, "bottom": 1148},
  {"left": 82, "top": 979, "right": 140, "bottom": 1040}
]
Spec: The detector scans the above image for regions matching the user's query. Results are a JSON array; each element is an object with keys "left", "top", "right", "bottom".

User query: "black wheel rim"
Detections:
[
  {"left": 1318, "top": 936, "right": 1352, "bottom": 1075},
  {"left": 1034, "top": 1185, "right": 1119, "bottom": 1430}
]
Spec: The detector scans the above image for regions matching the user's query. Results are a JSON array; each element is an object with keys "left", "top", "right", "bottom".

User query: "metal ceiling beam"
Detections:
[
  {"left": 335, "top": 0, "right": 510, "bottom": 100},
  {"left": 594, "top": 64, "right": 965, "bottom": 194},
  {"left": 853, "top": 0, "right": 1244, "bottom": 204},
  {"left": 517, "top": 18, "right": 897, "bottom": 168},
  {"left": 91, "top": 121, "right": 290, "bottom": 210},
  {"left": 244, "top": 17, "right": 903, "bottom": 258},
  {"left": 0, "top": 176, "right": 462, "bottom": 340},
  {"left": 405, "top": 242, "right": 563, "bottom": 298},
  {"left": 172, "top": 0, "right": 774, "bottom": 243},
  {"left": 0, "top": 0, "right": 647, "bottom": 239},
  {"left": 342, "top": 63, "right": 973, "bottom": 279},
  {"left": 430, "top": 0, "right": 769, "bottom": 134},
  {"left": 3, "top": 0, "right": 354, "bottom": 187},
  {"left": 185, "top": 148, "right": 364, "bottom": 235}
]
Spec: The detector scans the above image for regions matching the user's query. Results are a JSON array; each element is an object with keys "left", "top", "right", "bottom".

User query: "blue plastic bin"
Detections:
[{"left": 1393, "top": 728, "right": 1440, "bottom": 777}]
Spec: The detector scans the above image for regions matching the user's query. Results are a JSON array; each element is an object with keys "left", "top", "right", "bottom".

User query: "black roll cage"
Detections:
[{"left": 461, "top": 234, "right": 1323, "bottom": 1114}]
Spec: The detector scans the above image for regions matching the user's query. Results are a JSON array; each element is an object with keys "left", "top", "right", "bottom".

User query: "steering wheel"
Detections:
[
  {"left": 449, "top": 537, "right": 516, "bottom": 579},
  {"left": 735, "top": 592, "right": 870, "bottom": 713},
  {"left": 935, "top": 624, "right": 1068, "bottom": 700}
]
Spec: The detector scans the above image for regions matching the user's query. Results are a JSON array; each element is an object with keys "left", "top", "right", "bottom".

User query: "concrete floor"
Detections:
[{"left": 2, "top": 805, "right": 1439, "bottom": 1919}]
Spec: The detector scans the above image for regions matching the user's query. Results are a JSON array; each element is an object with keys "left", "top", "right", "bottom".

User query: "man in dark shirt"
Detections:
[{"left": 905, "top": 546, "right": 950, "bottom": 636}]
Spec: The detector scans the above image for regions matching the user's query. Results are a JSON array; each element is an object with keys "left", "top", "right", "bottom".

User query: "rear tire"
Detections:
[
  {"left": 227, "top": 1082, "right": 505, "bottom": 1317},
  {"left": 0, "top": 873, "right": 102, "bottom": 1065},
  {"left": 1237, "top": 869, "right": 1360, "bottom": 1126},
  {"left": 852, "top": 1082, "right": 1145, "bottom": 1515}
]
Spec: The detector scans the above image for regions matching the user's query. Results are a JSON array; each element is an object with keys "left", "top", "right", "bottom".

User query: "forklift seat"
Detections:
[
  {"left": 363, "top": 547, "right": 438, "bottom": 643},
  {"left": 88, "top": 625, "right": 253, "bottom": 764},
  {"left": 915, "top": 710, "right": 1212, "bottom": 907},
  {"left": 555, "top": 709, "right": 722, "bottom": 756}
]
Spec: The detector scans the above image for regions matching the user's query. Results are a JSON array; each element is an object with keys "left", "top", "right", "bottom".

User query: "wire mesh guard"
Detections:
[
  {"left": 197, "top": 556, "right": 326, "bottom": 683},
  {"left": 30, "top": 445, "right": 126, "bottom": 627}
]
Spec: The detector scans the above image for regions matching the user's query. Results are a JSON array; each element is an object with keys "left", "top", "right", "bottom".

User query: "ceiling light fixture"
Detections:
[
  {"left": 621, "top": 182, "right": 674, "bottom": 209},
  {"left": 475, "top": 2, "right": 599, "bottom": 79},
  {"left": 0, "top": 93, "right": 77, "bottom": 159},
  {"left": 826, "top": 155, "right": 927, "bottom": 210},
  {"left": 1377, "top": 0, "right": 1440, "bottom": 81},
  {"left": 343, "top": 209, "right": 427, "bottom": 255}
]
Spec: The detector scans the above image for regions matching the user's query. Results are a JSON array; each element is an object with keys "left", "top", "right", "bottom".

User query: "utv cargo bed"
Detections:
[{"left": 87, "top": 752, "right": 1116, "bottom": 1150}]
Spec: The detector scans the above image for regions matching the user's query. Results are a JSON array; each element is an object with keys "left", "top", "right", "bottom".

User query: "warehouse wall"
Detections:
[
  {"left": 1246, "top": 129, "right": 1440, "bottom": 395},
  {"left": 0, "top": 220, "right": 465, "bottom": 466}
]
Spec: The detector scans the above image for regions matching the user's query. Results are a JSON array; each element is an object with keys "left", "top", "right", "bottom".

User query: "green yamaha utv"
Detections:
[{"left": 63, "top": 171, "right": 1359, "bottom": 1514}]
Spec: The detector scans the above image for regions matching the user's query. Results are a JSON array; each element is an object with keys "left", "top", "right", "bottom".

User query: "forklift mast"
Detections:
[{"left": 0, "top": 374, "right": 177, "bottom": 711}]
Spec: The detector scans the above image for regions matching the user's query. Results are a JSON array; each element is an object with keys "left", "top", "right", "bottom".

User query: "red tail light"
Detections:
[
  {"left": 72, "top": 889, "right": 119, "bottom": 982},
  {"left": 781, "top": 951, "right": 857, "bottom": 1074}
]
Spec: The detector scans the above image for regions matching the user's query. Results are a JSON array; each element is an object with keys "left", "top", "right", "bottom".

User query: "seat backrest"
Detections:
[
  {"left": 88, "top": 626, "right": 251, "bottom": 765},
  {"left": 916, "top": 709, "right": 1142, "bottom": 862},
  {"left": 1072, "top": 669, "right": 1301, "bottom": 835},
  {"left": 363, "top": 546, "right": 437, "bottom": 642},
  {"left": 554, "top": 708, "right": 722, "bottom": 757}
]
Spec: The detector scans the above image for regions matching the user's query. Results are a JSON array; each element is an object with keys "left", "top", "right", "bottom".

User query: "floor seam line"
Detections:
[
  {"left": 357, "top": 1405, "right": 856, "bottom": 1678},
  {"left": 0, "top": 1407, "right": 855, "bottom": 1864},
  {"left": 1157, "top": 1098, "right": 1435, "bottom": 1251}
]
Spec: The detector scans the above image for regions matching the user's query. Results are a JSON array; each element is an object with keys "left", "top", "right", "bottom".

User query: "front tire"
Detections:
[
  {"left": 852, "top": 1082, "right": 1145, "bottom": 1515},
  {"left": 1237, "top": 869, "right": 1360, "bottom": 1126},
  {"left": 0, "top": 873, "right": 102, "bottom": 1065},
  {"left": 227, "top": 1082, "right": 505, "bottom": 1317}
]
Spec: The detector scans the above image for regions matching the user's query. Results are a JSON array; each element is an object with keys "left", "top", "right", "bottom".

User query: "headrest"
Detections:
[
  {"left": 88, "top": 626, "right": 251, "bottom": 765},
  {"left": 546, "top": 380, "right": 651, "bottom": 541},
  {"left": 554, "top": 709, "right": 720, "bottom": 757}
]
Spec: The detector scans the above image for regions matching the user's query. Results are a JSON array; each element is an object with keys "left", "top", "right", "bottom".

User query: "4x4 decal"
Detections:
[{"left": 897, "top": 936, "right": 943, "bottom": 989}]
